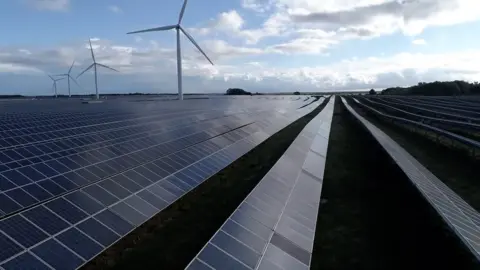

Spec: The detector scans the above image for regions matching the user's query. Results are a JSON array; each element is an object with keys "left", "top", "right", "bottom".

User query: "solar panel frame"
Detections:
[
  {"left": 0, "top": 113, "right": 269, "bottom": 216},
  {"left": 185, "top": 98, "right": 333, "bottom": 270},
  {"left": 341, "top": 96, "right": 480, "bottom": 263},
  {"left": 0, "top": 98, "right": 322, "bottom": 269}
]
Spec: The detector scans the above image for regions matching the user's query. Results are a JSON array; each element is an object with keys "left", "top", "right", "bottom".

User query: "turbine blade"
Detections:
[
  {"left": 76, "top": 63, "right": 95, "bottom": 78},
  {"left": 70, "top": 75, "right": 82, "bottom": 88},
  {"left": 180, "top": 26, "right": 214, "bottom": 66},
  {"left": 53, "top": 74, "right": 68, "bottom": 76},
  {"left": 89, "top": 39, "right": 96, "bottom": 62},
  {"left": 68, "top": 60, "right": 75, "bottom": 74},
  {"left": 97, "top": 63, "right": 119, "bottom": 72},
  {"left": 178, "top": 0, "right": 188, "bottom": 24},
  {"left": 127, "top": 25, "right": 177, "bottom": 34},
  {"left": 48, "top": 75, "right": 54, "bottom": 80}
]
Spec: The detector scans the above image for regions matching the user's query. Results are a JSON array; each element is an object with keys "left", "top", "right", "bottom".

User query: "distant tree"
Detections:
[
  {"left": 381, "top": 80, "right": 480, "bottom": 96},
  {"left": 369, "top": 89, "right": 376, "bottom": 95},
  {"left": 226, "top": 88, "right": 252, "bottom": 95},
  {"left": 0, "top": 95, "right": 24, "bottom": 99},
  {"left": 294, "top": 91, "right": 300, "bottom": 95}
]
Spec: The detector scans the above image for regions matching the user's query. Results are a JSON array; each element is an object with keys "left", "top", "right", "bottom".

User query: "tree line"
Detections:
[{"left": 379, "top": 80, "right": 480, "bottom": 96}]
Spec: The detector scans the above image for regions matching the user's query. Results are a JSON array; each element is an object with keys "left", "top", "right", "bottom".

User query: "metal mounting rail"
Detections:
[
  {"left": 342, "top": 97, "right": 480, "bottom": 262},
  {"left": 185, "top": 97, "right": 335, "bottom": 270},
  {"left": 351, "top": 98, "right": 480, "bottom": 152}
]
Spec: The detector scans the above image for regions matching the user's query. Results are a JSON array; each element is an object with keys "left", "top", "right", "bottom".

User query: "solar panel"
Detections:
[
  {"left": 0, "top": 110, "right": 273, "bottom": 215},
  {"left": 341, "top": 97, "right": 480, "bottom": 263},
  {"left": 186, "top": 98, "right": 334, "bottom": 270},
  {"left": 0, "top": 96, "right": 322, "bottom": 269}
]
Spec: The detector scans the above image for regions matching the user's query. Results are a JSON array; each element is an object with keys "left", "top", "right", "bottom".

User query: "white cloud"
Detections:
[
  {"left": 287, "top": 0, "right": 480, "bottom": 35},
  {"left": 0, "top": 63, "right": 42, "bottom": 74},
  {"left": 241, "top": 0, "right": 274, "bottom": 12},
  {"left": 26, "top": 0, "right": 70, "bottom": 11},
  {"left": 2, "top": 39, "right": 480, "bottom": 94},
  {"left": 203, "top": 40, "right": 265, "bottom": 59},
  {"left": 215, "top": 10, "right": 245, "bottom": 31},
  {"left": 190, "top": 9, "right": 287, "bottom": 45},
  {"left": 269, "top": 37, "right": 337, "bottom": 54},
  {"left": 232, "top": 0, "right": 480, "bottom": 48},
  {"left": 108, "top": 5, "right": 123, "bottom": 14},
  {"left": 5, "top": 1, "right": 480, "bottom": 94},
  {"left": 412, "top": 38, "right": 426, "bottom": 45}
]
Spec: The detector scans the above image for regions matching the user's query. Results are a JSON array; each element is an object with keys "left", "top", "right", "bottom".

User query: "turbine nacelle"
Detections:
[
  {"left": 47, "top": 74, "right": 65, "bottom": 98},
  {"left": 126, "top": 0, "right": 213, "bottom": 101},
  {"left": 77, "top": 38, "right": 119, "bottom": 100},
  {"left": 54, "top": 60, "right": 81, "bottom": 98}
]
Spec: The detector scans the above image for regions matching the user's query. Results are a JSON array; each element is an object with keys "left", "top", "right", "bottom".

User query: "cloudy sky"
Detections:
[{"left": 1, "top": 0, "right": 480, "bottom": 96}]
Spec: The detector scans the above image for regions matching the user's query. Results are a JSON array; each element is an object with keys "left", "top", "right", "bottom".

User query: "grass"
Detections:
[
  {"left": 347, "top": 96, "right": 480, "bottom": 213},
  {"left": 359, "top": 97, "right": 480, "bottom": 154},
  {"left": 82, "top": 99, "right": 329, "bottom": 270},
  {"left": 311, "top": 96, "right": 479, "bottom": 269}
]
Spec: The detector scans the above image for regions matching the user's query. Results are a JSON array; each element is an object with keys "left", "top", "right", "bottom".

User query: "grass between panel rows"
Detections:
[
  {"left": 347, "top": 97, "right": 480, "bottom": 217},
  {"left": 83, "top": 99, "right": 329, "bottom": 270},
  {"left": 311, "top": 96, "right": 478, "bottom": 269}
]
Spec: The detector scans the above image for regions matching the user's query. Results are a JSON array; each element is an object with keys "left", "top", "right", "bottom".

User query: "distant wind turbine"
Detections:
[
  {"left": 126, "top": 0, "right": 214, "bottom": 101},
  {"left": 54, "top": 60, "right": 81, "bottom": 98},
  {"left": 77, "top": 39, "right": 119, "bottom": 100},
  {"left": 48, "top": 75, "right": 65, "bottom": 98}
]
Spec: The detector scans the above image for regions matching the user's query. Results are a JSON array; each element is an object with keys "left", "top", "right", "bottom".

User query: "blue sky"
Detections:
[{"left": 1, "top": 0, "right": 480, "bottom": 96}]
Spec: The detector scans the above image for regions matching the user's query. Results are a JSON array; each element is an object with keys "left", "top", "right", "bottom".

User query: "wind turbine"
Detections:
[
  {"left": 54, "top": 60, "right": 81, "bottom": 98},
  {"left": 77, "top": 39, "right": 119, "bottom": 100},
  {"left": 126, "top": 0, "right": 214, "bottom": 101},
  {"left": 48, "top": 75, "right": 65, "bottom": 98}
]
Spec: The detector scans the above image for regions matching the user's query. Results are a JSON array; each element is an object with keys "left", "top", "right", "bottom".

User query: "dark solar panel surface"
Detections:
[
  {"left": 0, "top": 96, "right": 322, "bottom": 270},
  {"left": 341, "top": 97, "right": 480, "bottom": 263},
  {"left": 187, "top": 98, "right": 334, "bottom": 270}
]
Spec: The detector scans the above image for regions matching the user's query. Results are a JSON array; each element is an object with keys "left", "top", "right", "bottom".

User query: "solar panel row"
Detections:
[
  {"left": 0, "top": 96, "right": 291, "bottom": 117},
  {"left": 352, "top": 98, "right": 480, "bottom": 151},
  {"left": 0, "top": 106, "right": 181, "bottom": 128},
  {"left": 0, "top": 99, "right": 302, "bottom": 186},
  {"left": 0, "top": 98, "right": 293, "bottom": 146},
  {"left": 0, "top": 110, "right": 287, "bottom": 216},
  {"left": 0, "top": 99, "right": 304, "bottom": 204},
  {"left": 0, "top": 109, "right": 247, "bottom": 165},
  {"left": 186, "top": 97, "right": 334, "bottom": 270},
  {"left": 341, "top": 97, "right": 480, "bottom": 262},
  {"left": 368, "top": 97, "right": 480, "bottom": 123},
  {"left": 0, "top": 98, "right": 322, "bottom": 270},
  {"left": 0, "top": 109, "right": 226, "bottom": 148}
]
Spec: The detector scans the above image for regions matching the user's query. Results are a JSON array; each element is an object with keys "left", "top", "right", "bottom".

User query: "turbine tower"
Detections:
[
  {"left": 77, "top": 39, "right": 119, "bottom": 100},
  {"left": 126, "top": 0, "right": 214, "bottom": 101},
  {"left": 54, "top": 60, "right": 81, "bottom": 98},
  {"left": 48, "top": 75, "right": 65, "bottom": 98}
]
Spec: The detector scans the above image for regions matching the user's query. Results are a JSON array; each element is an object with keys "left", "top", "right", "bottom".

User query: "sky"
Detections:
[{"left": 1, "top": 0, "right": 480, "bottom": 96}]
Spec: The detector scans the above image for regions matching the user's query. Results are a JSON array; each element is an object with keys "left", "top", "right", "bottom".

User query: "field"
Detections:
[
  {"left": 84, "top": 98, "right": 328, "bottom": 269},
  {"left": 313, "top": 97, "right": 479, "bottom": 269},
  {"left": 1, "top": 94, "right": 480, "bottom": 270},
  {"left": 348, "top": 95, "right": 480, "bottom": 209}
]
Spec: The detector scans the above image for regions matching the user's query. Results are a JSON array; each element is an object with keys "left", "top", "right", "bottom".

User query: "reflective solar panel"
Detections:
[
  {"left": 341, "top": 97, "right": 480, "bottom": 263},
  {"left": 186, "top": 98, "right": 334, "bottom": 270},
  {"left": 0, "top": 96, "right": 322, "bottom": 269}
]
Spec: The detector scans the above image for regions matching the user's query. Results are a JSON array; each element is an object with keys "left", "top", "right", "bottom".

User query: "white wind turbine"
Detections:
[
  {"left": 54, "top": 60, "right": 81, "bottom": 98},
  {"left": 48, "top": 75, "right": 65, "bottom": 98},
  {"left": 77, "top": 39, "right": 119, "bottom": 100},
  {"left": 126, "top": 0, "right": 214, "bottom": 101}
]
